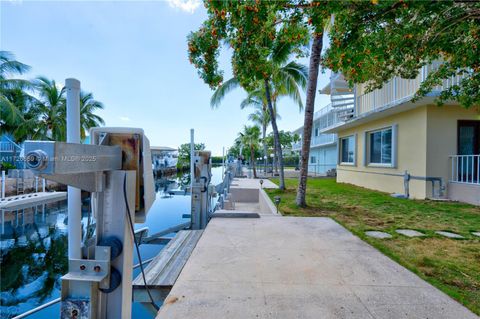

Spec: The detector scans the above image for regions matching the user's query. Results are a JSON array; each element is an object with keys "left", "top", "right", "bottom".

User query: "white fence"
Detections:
[
  {"left": 312, "top": 133, "right": 336, "bottom": 147},
  {"left": 307, "top": 164, "right": 337, "bottom": 176},
  {"left": 450, "top": 155, "right": 480, "bottom": 185},
  {"left": 0, "top": 142, "right": 17, "bottom": 152}
]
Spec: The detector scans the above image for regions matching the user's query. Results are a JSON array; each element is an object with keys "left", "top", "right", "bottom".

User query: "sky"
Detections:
[{"left": 0, "top": 0, "right": 331, "bottom": 155}]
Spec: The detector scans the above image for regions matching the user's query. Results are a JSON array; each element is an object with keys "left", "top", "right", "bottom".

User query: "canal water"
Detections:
[{"left": 0, "top": 166, "right": 224, "bottom": 319}]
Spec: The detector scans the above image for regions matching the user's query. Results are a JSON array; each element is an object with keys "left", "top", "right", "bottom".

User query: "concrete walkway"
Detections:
[{"left": 156, "top": 178, "right": 478, "bottom": 318}]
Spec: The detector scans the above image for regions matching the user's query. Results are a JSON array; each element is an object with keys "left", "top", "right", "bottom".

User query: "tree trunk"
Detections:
[
  {"left": 296, "top": 32, "right": 324, "bottom": 207},
  {"left": 262, "top": 121, "right": 267, "bottom": 173},
  {"left": 264, "top": 79, "right": 285, "bottom": 190},
  {"left": 250, "top": 146, "right": 257, "bottom": 178}
]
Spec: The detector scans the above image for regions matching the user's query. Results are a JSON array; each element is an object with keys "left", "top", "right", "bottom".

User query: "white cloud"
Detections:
[
  {"left": 166, "top": 0, "right": 201, "bottom": 14},
  {"left": 119, "top": 116, "right": 131, "bottom": 122}
]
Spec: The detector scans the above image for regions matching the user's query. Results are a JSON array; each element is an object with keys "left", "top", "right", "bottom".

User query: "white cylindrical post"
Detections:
[
  {"left": 66, "top": 78, "right": 82, "bottom": 260},
  {"left": 222, "top": 147, "right": 225, "bottom": 176},
  {"left": 35, "top": 176, "right": 38, "bottom": 193},
  {"left": 42, "top": 178, "right": 46, "bottom": 192},
  {"left": 190, "top": 129, "right": 195, "bottom": 191},
  {"left": 1, "top": 170, "right": 5, "bottom": 199}
]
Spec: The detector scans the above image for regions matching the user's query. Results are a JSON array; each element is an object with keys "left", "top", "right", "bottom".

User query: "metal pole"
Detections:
[
  {"left": 11, "top": 298, "right": 61, "bottom": 319},
  {"left": 1, "top": 170, "right": 5, "bottom": 198},
  {"left": 42, "top": 178, "right": 46, "bottom": 192},
  {"left": 65, "top": 78, "right": 82, "bottom": 260},
  {"left": 190, "top": 128, "right": 195, "bottom": 192},
  {"left": 35, "top": 176, "right": 38, "bottom": 193}
]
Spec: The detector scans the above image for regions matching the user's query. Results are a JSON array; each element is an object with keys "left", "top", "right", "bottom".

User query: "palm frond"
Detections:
[
  {"left": 280, "top": 61, "right": 308, "bottom": 89},
  {"left": 240, "top": 89, "right": 264, "bottom": 109},
  {"left": 210, "top": 77, "right": 239, "bottom": 108},
  {"left": 271, "top": 40, "right": 295, "bottom": 66},
  {"left": 0, "top": 51, "right": 31, "bottom": 78}
]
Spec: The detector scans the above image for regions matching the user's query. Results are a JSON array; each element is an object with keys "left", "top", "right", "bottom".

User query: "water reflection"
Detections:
[
  {"left": 0, "top": 166, "right": 224, "bottom": 319},
  {"left": 0, "top": 202, "right": 69, "bottom": 318}
]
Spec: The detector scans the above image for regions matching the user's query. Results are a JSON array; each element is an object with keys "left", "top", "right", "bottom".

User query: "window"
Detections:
[
  {"left": 310, "top": 156, "right": 316, "bottom": 164},
  {"left": 368, "top": 127, "right": 393, "bottom": 165},
  {"left": 314, "top": 128, "right": 319, "bottom": 137},
  {"left": 340, "top": 135, "right": 355, "bottom": 164}
]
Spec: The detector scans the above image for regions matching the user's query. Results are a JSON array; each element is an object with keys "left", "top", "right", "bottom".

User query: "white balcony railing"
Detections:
[
  {"left": 0, "top": 141, "right": 22, "bottom": 153},
  {"left": 312, "top": 133, "right": 336, "bottom": 146},
  {"left": 356, "top": 62, "right": 466, "bottom": 116},
  {"left": 292, "top": 141, "right": 302, "bottom": 151},
  {"left": 450, "top": 155, "right": 480, "bottom": 185},
  {"left": 313, "top": 103, "right": 333, "bottom": 120}
]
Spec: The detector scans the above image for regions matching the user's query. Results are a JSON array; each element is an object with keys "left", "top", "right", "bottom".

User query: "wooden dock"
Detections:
[
  {"left": 154, "top": 178, "right": 478, "bottom": 319},
  {"left": 0, "top": 191, "right": 67, "bottom": 210},
  {"left": 132, "top": 230, "right": 203, "bottom": 302}
]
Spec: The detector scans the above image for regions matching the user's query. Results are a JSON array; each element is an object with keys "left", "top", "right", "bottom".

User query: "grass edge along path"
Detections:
[{"left": 265, "top": 177, "right": 480, "bottom": 315}]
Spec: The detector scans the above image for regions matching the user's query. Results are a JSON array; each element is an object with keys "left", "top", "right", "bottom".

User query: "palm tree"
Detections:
[
  {"left": 296, "top": 32, "right": 325, "bottom": 207},
  {"left": 31, "top": 77, "right": 66, "bottom": 141},
  {"left": 211, "top": 41, "right": 308, "bottom": 189},
  {"left": 0, "top": 52, "right": 105, "bottom": 143},
  {"left": 0, "top": 51, "right": 34, "bottom": 140},
  {"left": 238, "top": 125, "right": 261, "bottom": 178},
  {"left": 59, "top": 91, "right": 105, "bottom": 141},
  {"left": 243, "top": 90, "right": 269, "bottom": 173},
  {"left": 244, "top": 93, "right": 283, "bottom": 174},
  {"left": 247, "top": 104, "right": 269, "bottom": 173},
  {"left": 30, "top": 78, "right": 105, "bottom": 141}
]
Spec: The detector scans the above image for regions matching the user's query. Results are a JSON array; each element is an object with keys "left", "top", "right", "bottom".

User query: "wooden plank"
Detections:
[
  {"left": 133, "top": 231, "right": 189, "bottom": 286},
  {"left": 132, "top": 230, "right": 203, "bottom": 288},
  {"left": 155, "top": 230, "right": 203, "bottom": 286}
]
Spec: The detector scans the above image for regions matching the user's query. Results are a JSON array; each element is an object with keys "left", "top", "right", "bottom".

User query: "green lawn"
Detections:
[{"left": 266, "top": 178, "right": 480, "bottom": 315}]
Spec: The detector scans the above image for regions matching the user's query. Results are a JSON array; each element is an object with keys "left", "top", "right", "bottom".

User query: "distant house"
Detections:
[
  {"left": 321, "top": 65, "right": 480, "bottom": 205},
  {"left": 150, "top": 146, "right": 178, "bottom": 174},
  {"left": 292, "top": 103, "right": 340, "bottom": 175},
  {"left": 0, "top": 135, "right": 23, "bottom": 168}
]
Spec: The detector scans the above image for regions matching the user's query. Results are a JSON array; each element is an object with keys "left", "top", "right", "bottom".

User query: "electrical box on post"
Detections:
[{"left": 90, "top": 127, "right": 154, "bottom": 223}]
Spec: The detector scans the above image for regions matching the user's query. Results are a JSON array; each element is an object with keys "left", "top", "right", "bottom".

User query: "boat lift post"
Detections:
[
  {"left": 1, "top": 170, "right": 5, "bottom": 198},
  {"left": 222, "top": 146, "right": 225, "bottom": 177},
  {"left": 24, "top": 124, "right": 155, "bottom": 319},
  {"left": 66, "top": 78, "right": 83, "bottom": 261},
  {"left": 190, "top": 150, "right": 212, "bottom": 230},
  {"left": 190, "top": 129, "right": 194, "bottom": 194}
]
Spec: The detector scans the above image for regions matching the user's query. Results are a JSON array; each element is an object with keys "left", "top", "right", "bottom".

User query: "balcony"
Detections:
[
  {"left": 448, "top": 155, "right": 480, "bottom": 206},
  {"left": 311, "top": 133, "right": 336, "bottom": 147},
  {"left": 292, "top": 103, "right": 341, "bottom": 151},
  {"left": 292, "top": 140, "right": 302, "bottom": 151},
  {"left": 355, "top": 63, "right": 465, "bottom": 116},
  {"left": 449, "top": 155, "right": 480, "bottom": 185}
]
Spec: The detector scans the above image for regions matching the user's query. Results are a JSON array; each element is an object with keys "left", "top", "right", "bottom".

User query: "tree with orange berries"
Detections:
[
  {"left": 188, "top": 1, "right": 336, "bottom": 198},
  {"left": 324, "top": 0, "right": 480, "bottom": 108}
]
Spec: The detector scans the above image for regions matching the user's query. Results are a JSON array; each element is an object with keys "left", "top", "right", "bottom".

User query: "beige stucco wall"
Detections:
[
  {"left": 426, "top": 105, "right": 480, "bottom": 197},
  {"left": 448, "top": 182, "right": 480, "bottom": 206},
  {"left": 337, "top": 104, "right": 480, "bottom": 199},
  {"left": 337, "top": 106, "right": 428, "bottom": 198}
]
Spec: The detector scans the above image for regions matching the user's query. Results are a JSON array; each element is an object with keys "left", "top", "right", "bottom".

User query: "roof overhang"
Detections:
[
  {"left": 320, "top": 73, "right": 352, "bottom": 95},
  {"left": 310, "top": 141, "right": 337, "bottom": 149},
  {"left": 151, "top": 146, "right": 176, "bottom": 152}
]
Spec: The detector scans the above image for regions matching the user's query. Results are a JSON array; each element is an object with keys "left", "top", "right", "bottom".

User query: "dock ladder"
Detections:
[{"left": 16, "top": 170, "right": 25, "bottom": 195}]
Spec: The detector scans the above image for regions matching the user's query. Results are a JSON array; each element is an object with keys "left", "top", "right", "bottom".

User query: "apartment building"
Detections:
[{"left": 321, "top": 66, "right": 480, "bottom": 205}]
